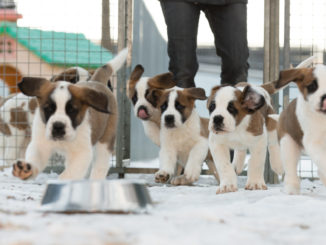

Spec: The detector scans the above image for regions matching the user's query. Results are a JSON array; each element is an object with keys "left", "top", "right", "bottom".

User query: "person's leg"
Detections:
[
  {"left": 160, "top": 1, "right": 200, "bottom": 88},
  {"left": 203, "top": 3, "right": 249, "bottom": 85}
]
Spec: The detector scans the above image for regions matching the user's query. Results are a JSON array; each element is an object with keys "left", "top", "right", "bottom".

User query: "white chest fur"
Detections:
[{"left": 209, "top": 115, "right": 266, "bottom": 150}]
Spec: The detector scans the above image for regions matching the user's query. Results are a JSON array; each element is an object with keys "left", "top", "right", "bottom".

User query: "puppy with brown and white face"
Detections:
[
  {"left": 276, "top": 64, "right": 326, "bottom": 194},
  {"left": 11, "top": 48, "right": 128, "bottom": 180},
  {"left": 147, "top": 86, "right": 215, "bottom": 185},
  {"left": 127, "top": 65, "right": 176, "bottom": 146},
  {"left": 207, "top": 81, "right": 286, "bottom": 194}
]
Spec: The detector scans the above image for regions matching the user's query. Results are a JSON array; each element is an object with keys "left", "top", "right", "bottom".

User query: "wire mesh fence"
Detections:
[
  {"left": 0, "top": 0, "right": 122, "bottom": 171},
  {"left": 0, "top": 0, "right": 323, "bottom": 181}
]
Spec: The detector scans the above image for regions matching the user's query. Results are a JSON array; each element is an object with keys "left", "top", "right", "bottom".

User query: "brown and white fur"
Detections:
[
  {"left": 0, "top": 93, "right": 37, "bottom": 165},
  {"left": 11, "top": 48, "right": 127, "bottom": 180},
  {"left": 208, "top": 57, "right": 316, "bottom": 194},
  {"left": 147, "top": 87, "right": 218, "bottom": 185},
  {"left": 207, "top": 83, "right": 283, "bottom": 194},
  {"left": 276, "top": 64, "right": 326, "bottom": 194},
  {"left": 126, "top": 65, "right": 176, "bottom": 146},
  {"left": 0, "top": 67, "right": 96, "bottom": 167}
]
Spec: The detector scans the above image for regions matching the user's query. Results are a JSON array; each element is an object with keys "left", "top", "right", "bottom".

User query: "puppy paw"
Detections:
[
  {"left": 284, "top": 176, "right": 300, "bottom": 195},
  {"left": 216, "top": 182, "right": 238, "bottom": 194},
  {"left": 284, "top": 185, "right": 300, "bottom": 195},
  {"left": 12, "top": 160, "right": 33, "bottom": 180},
  {"left": 245, "top": 181, "right": 268, "bottom": 190},
  {"left": 155, "top": 170, "right": 170, "bottom": 183},
  {"left": 171, "top": 175, "right": 193, "bottom": 185}
]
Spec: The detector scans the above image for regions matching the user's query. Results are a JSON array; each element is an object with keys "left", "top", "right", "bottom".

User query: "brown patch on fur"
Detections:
[
  {"left": 246, "top": 110, "right": 264, "bottom": 136},
  {"left": 277, "top": 99, "right": 303, "bottom": 147},
  {"left": 148, "top": 72, "right": 176, "bottom": 89},
  {"left": 51, "top": 68, "right": 78, "bottom": 83},
  {"left": 200, "top": 117, "right": 209, "bottom": 137},
  {"left": 10, "top": 105, "right": 29, "bottom": 130},
  {"left": 18, "top": 77, "right": 56, "bottom": 99},
  {"left": 276, "top": 68, "right": 315, "bottom": 100},
  {"left": 233, "top": 90, "right": 249, "bottom": 126},
  {"left": 51, "top": 68, "right": 94, "bottom": 83},
  {"left": 28, "top": 98, "right": 38, "bottom": 114},
  {"left": 73, "top": 81, "right": 117, "bottom": 151},
  {"left": 261, "top": 81, "right": 278, "bottom": 94},
  {"left": 127, "top": 65, "right": 144, "bottom": 98},
  {"left": 175, "top": 91, "right": 196, "bottom": 121},
  {"left": 0, "top": 117, "right": 11, "bottom": 135},
  {"left": 207, "top": 85, "right": 224, "bottom": 109},
  {"left": 234, "top": 89, "right": 268, "bottom": 136},
  {"left": 266, "top": 116, "right": 278, "bottom": 132},
  {"left": 69, "top": 85, "right": 110, "bottom": 114}
]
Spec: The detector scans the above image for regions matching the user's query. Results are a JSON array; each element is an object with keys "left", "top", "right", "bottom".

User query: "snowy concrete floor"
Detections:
[{"left": 1, "top": 167, "right": 326, "bottom": 245}]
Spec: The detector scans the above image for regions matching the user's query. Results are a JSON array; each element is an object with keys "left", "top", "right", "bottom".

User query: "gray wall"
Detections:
[{"left": 130, "top": 0, "right": 169, "bottom": 161}]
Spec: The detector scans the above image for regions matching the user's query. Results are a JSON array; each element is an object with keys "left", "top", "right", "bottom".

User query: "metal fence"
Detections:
[
  {"left": 0, "top": 0, "right": 323, "bottom": 182},
  {"left": 0, "top": 0, "right": 123, "bottom": 172}
]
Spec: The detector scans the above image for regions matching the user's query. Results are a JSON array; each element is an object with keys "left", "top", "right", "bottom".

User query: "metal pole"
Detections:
[
  {"left": 116, "top": 0, "right": 132, "bottom": 178},
  {"left": 264, "top": 0, "right": 280, "bottom": 184},
  {"left": 283, "top": 0, "right": 290, "bottom": 109}
]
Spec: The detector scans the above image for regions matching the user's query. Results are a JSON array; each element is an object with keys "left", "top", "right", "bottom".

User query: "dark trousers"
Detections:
[{"left": 160, "top": 1, "right": 249, "bottom": 88}]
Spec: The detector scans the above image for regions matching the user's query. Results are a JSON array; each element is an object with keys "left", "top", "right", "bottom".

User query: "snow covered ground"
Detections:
[{"left": 1, "top": 165, "right": 326, "bottom": 245}]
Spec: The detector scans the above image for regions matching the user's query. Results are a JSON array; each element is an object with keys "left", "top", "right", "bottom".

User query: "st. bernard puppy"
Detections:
[
  {"left": 276, "top": 64, "right": 326, "bottom": 194},
  {"left": 12, "top": 48, "right": 128, "bottom": 180},
  {"left": 126, "top": 65, "right": 176, "bottom": 146},
  {"left": 207, "top": 56, "right": 315, "bottom": 194},
  {"left": 147, "top": 86, "right": 219, "bottom": 185}
]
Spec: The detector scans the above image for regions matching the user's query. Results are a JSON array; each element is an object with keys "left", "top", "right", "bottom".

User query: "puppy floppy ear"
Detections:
[
  {"left": 127, "top": 65, "right": 144, "bottom": 97},
  {"left": 146, "top": 88, "right": 164, "bottom": 108},
  {"left": 148, "top": 72, "right": 176, "bottom": 89},
  {"left": 241, "top": 85, "right": 265, "bottom": 113},
  {"left": 18, "top": 77, "right": 53, "bottom": 98},
  {"left": 275, "top": 68, "right": 313, "bottom": 89},
  {"left": 129, "top": 65, "right": 144, "bottom": 83},
  {"left": 184, "top": 87, "right": 207, "bottom": 101},
  {"left": 69, "top": 85, "right": 110, "bottom": 114},
  {"left": 207, "top": 85, "right": 222, "bottom": 108}
]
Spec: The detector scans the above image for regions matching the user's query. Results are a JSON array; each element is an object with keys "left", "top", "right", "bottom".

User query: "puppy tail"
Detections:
[
  {"left": 295, "top": 55, "right": 316, "bottom": 69},
  {"left": 90, "top": 48, "right": 128, "bottom": 86},
  {"left": 261, "top": 55, "right": 316, "bottom": 95}
]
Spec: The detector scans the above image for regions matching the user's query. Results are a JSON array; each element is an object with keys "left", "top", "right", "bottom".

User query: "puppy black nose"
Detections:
[
  {"left": 52, "top": 122, "right": 66, "bottom": 139},
  {"left": 164, "top": 114, "right": 175, "bottom": 127},
  {"left": 213, "top": 115, "right": 224, "bottom": 127}
]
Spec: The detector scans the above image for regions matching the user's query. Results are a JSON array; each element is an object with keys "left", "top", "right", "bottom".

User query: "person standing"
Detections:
[{"left": 160, "top": 0, "right": 249, "bottom": 88}]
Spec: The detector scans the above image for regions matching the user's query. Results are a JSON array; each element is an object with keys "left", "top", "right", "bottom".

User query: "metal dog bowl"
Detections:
[{"left": 40, "top": 180, "right": 152, "bottom": 213}]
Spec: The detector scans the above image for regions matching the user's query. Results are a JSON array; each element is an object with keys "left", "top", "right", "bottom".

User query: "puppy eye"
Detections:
[
  {"left": 227, "top": 101, "right": 238, "bottom": 116},
  {"left": 161, "top": 101, "right": 168, "bottom": 112},
  {"left": 306, "top": 79, "right": 318, "bottom": 94},
  {"left": 43, "top": 102, "right": 56, "bottom": 114},
  {"left": 131, "top": 91, "right": 138, "bottom": 105},
  {"left": 175, "top": 101, "right": 185, "bottom": 111},
  {"left": 144, "top": 89, "right": 149, "bottom": 98},
  {"left": 208, "top": 102, "right": 216, "bottom": 114},
  {"left": 66, "top": 102, "right": 78, "bottom": 115}
]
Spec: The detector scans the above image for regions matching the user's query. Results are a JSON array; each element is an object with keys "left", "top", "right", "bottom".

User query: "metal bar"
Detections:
[
  {"left": 283, "top": 0, "right": 290, "bottom": 109},
  {"left": 116, "top": 0, "right": 132, "bottom": 178},
  {"left": 264, "top": 0, "right": 280, "bottom": 184}
]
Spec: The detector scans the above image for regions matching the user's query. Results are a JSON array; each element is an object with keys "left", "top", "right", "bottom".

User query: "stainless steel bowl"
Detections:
[{"left": 40, "top": 179, "right": 152, "bottom": 213}]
